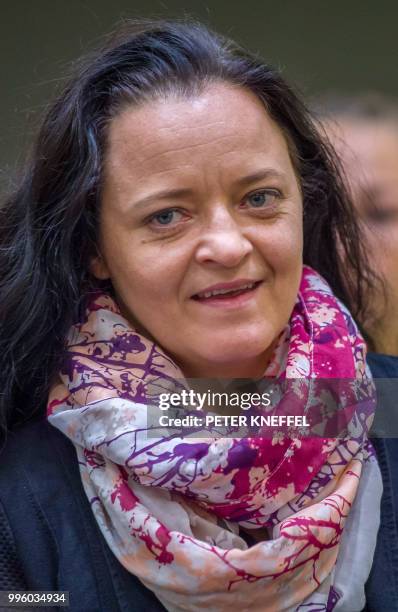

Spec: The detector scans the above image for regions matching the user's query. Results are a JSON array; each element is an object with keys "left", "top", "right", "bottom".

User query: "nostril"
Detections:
[{"left": 194, "top": 232, "right": 254, "bottom": 267}]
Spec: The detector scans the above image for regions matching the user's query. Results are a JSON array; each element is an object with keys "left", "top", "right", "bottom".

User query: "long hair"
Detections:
[{"left": 0, "top": 19, "right": 376, "bottom": 438}]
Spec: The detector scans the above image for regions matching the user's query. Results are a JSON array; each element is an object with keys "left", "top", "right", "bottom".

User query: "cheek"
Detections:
[
  {"left": 104, "top": 235, "right": 191, "bottom": 313},
  {"left": 365, "top": 224, "right": 398, "bottom": 270},
  {"left": 363, "top": 228, "right": 398, "bottom": 306},
  {"left": 257, "top": 216, "right": 303, "bottom": 272}
]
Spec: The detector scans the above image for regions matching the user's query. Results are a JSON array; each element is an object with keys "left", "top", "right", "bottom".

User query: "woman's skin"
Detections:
[
  {"left": 325, "top": 118, "right": 398, "bottom": 355},
  {"left": 91, "top": 83, "right": 303, "bottom": 379}
]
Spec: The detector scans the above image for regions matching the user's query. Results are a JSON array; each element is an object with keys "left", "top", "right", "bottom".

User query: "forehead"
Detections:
[
  {"left": 103, "top": 83, "right": 295, "bottom": 181},
  {"left": 326, "top": 118, "right": 398, "bottom": 207},
  {"left": 330, "top": 119, "right": 398, "bottom": 169}
]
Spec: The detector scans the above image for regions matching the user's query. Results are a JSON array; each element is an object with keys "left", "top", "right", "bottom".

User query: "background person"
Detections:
[{"left": 321, "top": 95, "right": 398, "bottom": 356}]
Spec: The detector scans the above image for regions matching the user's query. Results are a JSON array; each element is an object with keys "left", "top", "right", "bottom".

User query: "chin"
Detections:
[
  {"left": 213, "top": 326, "right": 276, "bottom": 353},
  {"left": 196, "top": 333, "right": 274, "bottom": 369}
]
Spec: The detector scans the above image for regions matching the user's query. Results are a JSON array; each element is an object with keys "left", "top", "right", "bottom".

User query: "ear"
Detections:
[{"left": 90, "top": 253, "right": 111, "bottom": 280}]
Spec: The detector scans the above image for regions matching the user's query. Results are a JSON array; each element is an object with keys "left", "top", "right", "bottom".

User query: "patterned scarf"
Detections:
[{"left": 48, "top": 266, "right": 381, "bottom": 611}]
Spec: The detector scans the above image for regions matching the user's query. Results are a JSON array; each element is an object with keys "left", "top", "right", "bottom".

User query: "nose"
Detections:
[{"left": 195, "top": 206, "right": 253, "bottom": 267}]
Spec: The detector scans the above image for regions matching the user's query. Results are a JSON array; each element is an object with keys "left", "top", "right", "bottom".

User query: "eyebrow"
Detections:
[
  {"left": 129, "top": 168, "right": 287, "bottom": 212},
  {"left": 232, "top": 168, "right": 287, "bottom": 188},
  {"left": 129, "top": 188, "right": 194, "bottom": 212}
]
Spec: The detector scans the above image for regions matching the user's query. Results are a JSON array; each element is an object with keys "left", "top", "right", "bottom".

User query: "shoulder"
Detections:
[
  {"left": 365, "top": 436, "right": 398, "bottom": 610},
  {"left": 0, "top": 418, "right": 165, "bottom": 611},
  {"left": 367, "top": 352, "right": 398, "bottom": 378},
  {"left": 365, "top": 353, "right": 398, "bottom": 609},
  {"left": 0, "top": 418, "right": 83, "bottom": 527},
  {"left": 0, "top": 417, "right": 79, "bottom": 523},
  {"left": 0, "top": 419, "right": 92, "bottom": 597},
  {"left": 0, "top": 417, "right": 75, "bottom": 472},
  {"left": 0, "top": 419, "right": 74, "bottom": 594}
]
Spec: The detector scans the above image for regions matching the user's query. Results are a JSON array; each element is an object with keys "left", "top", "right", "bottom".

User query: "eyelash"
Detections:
[
  {"left": 364, "top": 209, "right": 398, "bottom": 224},
  {"left": 241, "top": 188, "right": 281, "bottom": 209},
  {"left": 146, "top": 188, "right": 282, "bottom": 230},
  {"left": 146, "top": 208, "right": 186, "bottom": 229}
]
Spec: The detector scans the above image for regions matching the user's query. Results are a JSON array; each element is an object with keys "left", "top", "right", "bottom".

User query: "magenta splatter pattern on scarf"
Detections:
[{"left": 48, "top": 266, "right": 376, "bottom": 612}]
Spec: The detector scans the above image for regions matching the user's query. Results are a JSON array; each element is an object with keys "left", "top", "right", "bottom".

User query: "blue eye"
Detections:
[
  {"left": 248, "top": 192, "right": 267, "bottom": 207},
  {"left": 150, "top": 208, "right": 183, "bottom": 226},
  {"left": 245, "top": 190, "right": 279, "bottom": 209},
  {"left": 154, "top": 210, "right": 175, "bottom": 225}
]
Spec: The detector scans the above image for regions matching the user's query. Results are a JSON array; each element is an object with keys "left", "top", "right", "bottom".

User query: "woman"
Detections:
[
  {"left": 0, "top": 20, "right": 392, "bottom": 612},
  {"left": 321, "top": 95, "right": 398, "bottom": 356}
]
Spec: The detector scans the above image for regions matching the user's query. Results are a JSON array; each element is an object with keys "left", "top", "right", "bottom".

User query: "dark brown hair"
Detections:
[{"left": 0, "top": 19, "right": 376, "bottom": 437}]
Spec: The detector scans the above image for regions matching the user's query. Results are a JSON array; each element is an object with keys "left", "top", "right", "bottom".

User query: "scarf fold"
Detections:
[{"left": 48, "top": 266, "right": 381, "bottom": 611}]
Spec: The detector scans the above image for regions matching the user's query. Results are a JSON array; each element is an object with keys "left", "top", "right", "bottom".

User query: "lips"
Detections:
[{"left": 192, "top": 279, "right": 262, "bottom": 301}]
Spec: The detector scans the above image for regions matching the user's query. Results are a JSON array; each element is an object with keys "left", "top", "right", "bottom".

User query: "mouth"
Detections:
[{"left": 192, "top": 280, "right": 262, "bottom": 306}]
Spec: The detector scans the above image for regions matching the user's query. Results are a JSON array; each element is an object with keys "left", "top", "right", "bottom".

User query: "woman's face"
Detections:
[
  {"left": 326, "top": 118, "right": 398, "bottom": 353},
  {"left": 92, "top": 83, "right": 303, "bottom": 378}
]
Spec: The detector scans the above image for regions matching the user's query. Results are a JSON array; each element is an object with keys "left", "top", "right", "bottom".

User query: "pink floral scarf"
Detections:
[{"left": 48, "top": 266, "right": 381, "bottom": 611}]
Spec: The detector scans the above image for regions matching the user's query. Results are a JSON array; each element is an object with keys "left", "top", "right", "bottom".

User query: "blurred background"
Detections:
[{"left": 1, "top": 0, "right": 397, "bottom": 179}]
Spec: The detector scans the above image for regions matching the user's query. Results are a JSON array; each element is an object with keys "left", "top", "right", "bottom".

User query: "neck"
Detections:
[
  {"left": 369, "top": 299, "right": 398, "bottom": 356},
  {"left": 371, "top": 326, "right": 398, "bottom": 356},
  {"left": 178, "top": 342, "right": 277, "bottom": 381}
]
